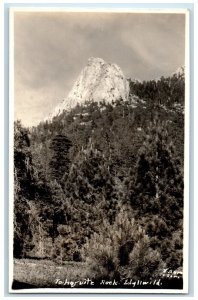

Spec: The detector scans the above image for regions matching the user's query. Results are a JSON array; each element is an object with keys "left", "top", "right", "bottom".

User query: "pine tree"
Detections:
[
  {"left": 48, "top": 180, "right": 66, "bottom": 243},
  {"left": 126, "top": 119, "right": 184, "bottom": 229},
  {"left": 14, "top": 120, "right": 35, "bottom": 199},
  {"left": 49, "top": 134, "right": 72, "bottom": 185},
  {"left": 83, "top": 207, "right": 163, "bottom": 282},
  {"left": 14, "top": 121, "right": 36, "bottom": 257},
  {"left": 65, "top": 140, "right": 118, "bottom": 221}
]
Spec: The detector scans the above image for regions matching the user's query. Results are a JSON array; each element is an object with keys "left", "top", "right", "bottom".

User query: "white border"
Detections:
[
  {"left": 9, "top": 7, "right": 190, "bottom": 295},
  {"left": 9, "top": 6, "right": 189, "bottom": 13},
  {"left": 0, "top": 1, "right": 5, "bottom": 299},
  {"left": 9, "top": 5, "right": 14, "bottom": 296},
  {"left": 183, "top": 9, "right": 190, "bottom": 295}
]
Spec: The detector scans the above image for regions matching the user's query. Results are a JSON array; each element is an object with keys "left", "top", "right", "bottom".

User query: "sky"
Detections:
[{"left": 14, "top": 11, "right": 186, "bottom": 126}]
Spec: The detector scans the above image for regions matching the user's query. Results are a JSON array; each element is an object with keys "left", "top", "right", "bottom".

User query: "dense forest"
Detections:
[{"left": 14, "top": 71, "right": 184, "bottom": 286}]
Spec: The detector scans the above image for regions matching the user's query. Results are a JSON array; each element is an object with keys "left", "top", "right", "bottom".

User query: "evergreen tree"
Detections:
[
  {"left": 65, "top": 140, "right": 118, "bottom": 222},
  {"left": 126, "top": 119, "right": 183, "bottom": 229},
  {"left": 49, "top": 134, "right": 72, "bottom": 185},
  {"left": 14, "top": 121, "right": 35, "bottom": 257},
  {"left": 49, "top": 180, "right": 66, "bottom": 242},
  {"left": 14, "top": 121, "right": 35, "bottom": 199}
]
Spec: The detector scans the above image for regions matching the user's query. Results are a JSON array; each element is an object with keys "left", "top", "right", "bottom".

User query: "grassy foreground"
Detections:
[
  {"left": 12, "top": 258, "right": 183, "bottom": 290},
  {"left": 13, "top": 258, "right": 88, "bottom": 288}
]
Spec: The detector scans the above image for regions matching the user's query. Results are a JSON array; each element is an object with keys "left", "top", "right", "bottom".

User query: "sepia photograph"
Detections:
[{"left": 9, "top": 8, "right": 189, "bottom": 293}]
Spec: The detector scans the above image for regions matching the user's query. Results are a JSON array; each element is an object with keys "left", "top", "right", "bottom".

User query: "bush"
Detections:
[
  {"left": 83, "top": 207, "right": 164, "bottom": 282},
  {"left": 125, "top": 235, "right": 164, "bottom": 281}
]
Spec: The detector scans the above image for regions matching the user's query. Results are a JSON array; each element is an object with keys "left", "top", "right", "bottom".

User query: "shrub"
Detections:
[
  {"left": 83, "top": 207, "right": 164, "bottom": 282},
  {"left": 125, "top": 235, "right": 164, "bottom": 281}
]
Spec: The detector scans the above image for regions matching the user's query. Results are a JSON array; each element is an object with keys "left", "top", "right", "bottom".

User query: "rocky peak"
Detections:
[
  {"left": 87, "top": 57, "right": 105, "bottom": 65},
  {"left": 48, "top": 57, "right": 129, "bottom": 120},
  {"left": 172, "top": 66, "right": 185, "bottom": 78}
]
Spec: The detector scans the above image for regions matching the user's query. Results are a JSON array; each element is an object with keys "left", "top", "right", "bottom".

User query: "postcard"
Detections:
[{"left": 9, "top": 7, "right": 190, "bottom": 294}]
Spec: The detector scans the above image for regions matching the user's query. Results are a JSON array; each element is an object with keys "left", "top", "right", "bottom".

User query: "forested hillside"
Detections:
[{"left": 14, "top": 71, "right": 185, "bottom": 286}]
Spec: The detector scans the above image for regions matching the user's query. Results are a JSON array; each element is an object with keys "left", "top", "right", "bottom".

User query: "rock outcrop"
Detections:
[{"left": 48, "top": 57, "right": 129, "bottom": 120}]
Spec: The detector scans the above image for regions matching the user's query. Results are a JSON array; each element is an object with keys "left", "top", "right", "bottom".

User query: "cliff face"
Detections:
[{"left": 49, "top": 57, "right": 129, "bottom": 120}]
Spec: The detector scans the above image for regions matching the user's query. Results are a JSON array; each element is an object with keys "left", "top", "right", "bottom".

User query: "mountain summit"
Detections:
[
  {"left": 172, "top": 66, "right": 185, "bottom": 79},
  {"left": 48, "top": 57, "right": 129, "bottom": 120}
]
